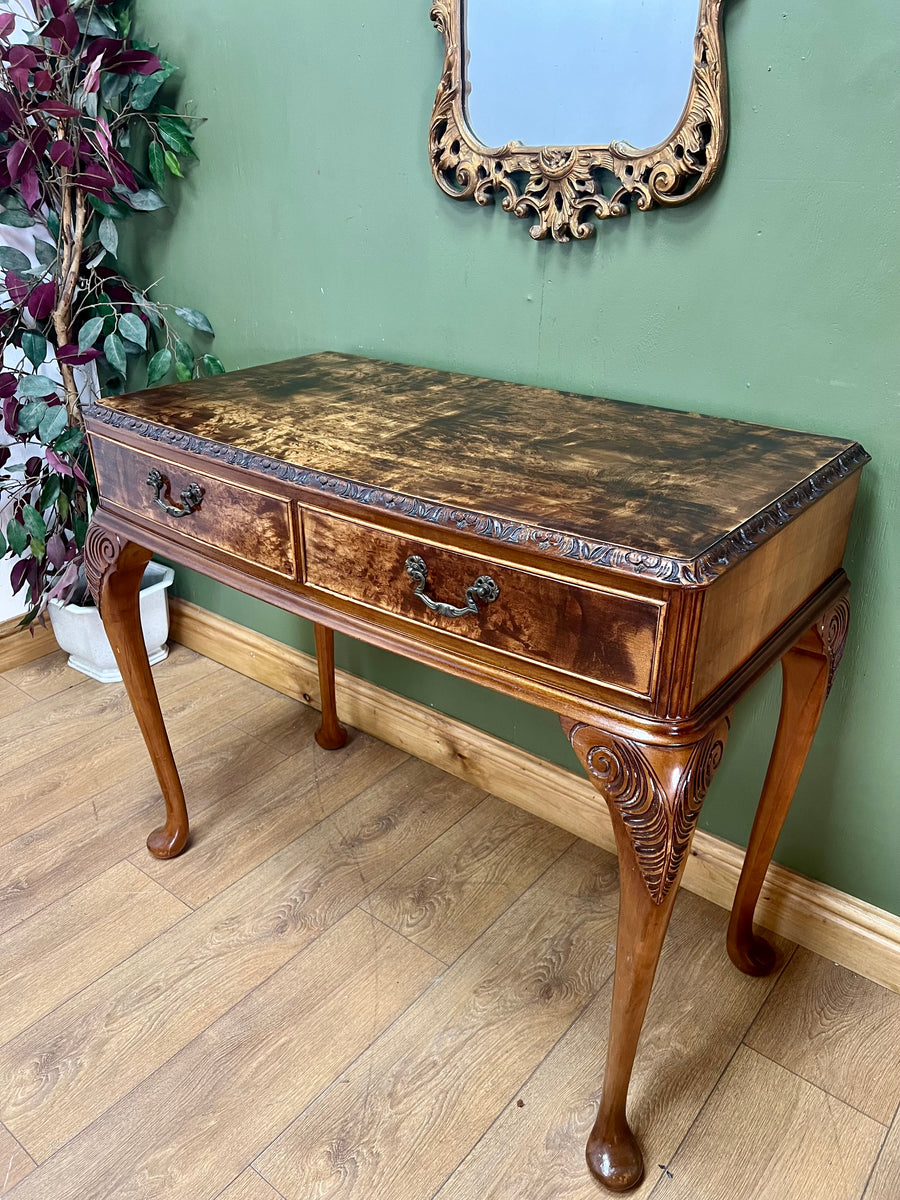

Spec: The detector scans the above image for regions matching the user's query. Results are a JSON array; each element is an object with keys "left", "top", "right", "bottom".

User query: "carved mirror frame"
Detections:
[{"left": 429, "top": 0, "right": 728, "bottom": 242}]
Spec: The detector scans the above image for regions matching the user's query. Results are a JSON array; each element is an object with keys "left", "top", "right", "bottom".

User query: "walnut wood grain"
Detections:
[
  {"left": 85, "top": 352, "right": 867, "bottom": 585},
  {"left": 304, "top": 508, "right": 662, "bottom": 699},
  {"left": 85, "top": 522, "right": 191, "bottom": 858},
  {"left": 312, "top": 623, "right": 347, "bottom": 749},
  {"left": 79, "top": 353, "right": 870, "bottom": 1194},
  {"left": 90, "top": 435, "right": 296, "bottom": 577},
  {"left": 564, "top": 717, "right": 730, "bottom": 1189},
  {"left": 727, "top": 593, "right": 850, "bottom": 976}
]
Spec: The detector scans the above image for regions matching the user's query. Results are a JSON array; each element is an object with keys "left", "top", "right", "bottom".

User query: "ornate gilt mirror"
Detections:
[{"left": 429, "top": 0, "right": 728, "bottom": 242}]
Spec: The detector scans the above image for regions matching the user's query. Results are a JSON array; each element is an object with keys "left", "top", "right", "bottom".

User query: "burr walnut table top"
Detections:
[{"left": 86, "top": 352, "right": 867, "bottom": 587}]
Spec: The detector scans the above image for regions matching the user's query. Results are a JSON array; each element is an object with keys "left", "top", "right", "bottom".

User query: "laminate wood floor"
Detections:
[{"left": 1, "top": 647, "right": 898, "bottom": 1200}]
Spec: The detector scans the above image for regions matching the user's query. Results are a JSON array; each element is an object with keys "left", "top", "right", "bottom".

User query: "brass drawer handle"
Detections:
[
  {"left": 147, "top": 469, "right": 203, "bottom": 519},
  {"left": 405, "top": 555, "right": 499, "bottom": 618}
]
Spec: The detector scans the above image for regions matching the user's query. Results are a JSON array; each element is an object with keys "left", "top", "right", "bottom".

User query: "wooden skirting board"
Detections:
[
  {"left": 0, "top": 614, "right": 58, "bottom": 673},
  {"left": 167, "top": 597, "right": 900, "bottom": 995}
]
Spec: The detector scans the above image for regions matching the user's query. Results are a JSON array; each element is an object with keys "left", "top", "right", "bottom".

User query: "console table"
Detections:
[{"left": 83, "top": 353, "right": 868, "bottom": 1191}]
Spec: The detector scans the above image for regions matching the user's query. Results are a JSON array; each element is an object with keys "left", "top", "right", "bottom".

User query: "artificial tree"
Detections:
[{"left": 0, "top": 0, "right": 221, "bottom": 624}]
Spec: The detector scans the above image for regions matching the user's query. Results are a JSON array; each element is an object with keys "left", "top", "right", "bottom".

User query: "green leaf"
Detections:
[
  {"left": 22, "top": 332, "right": 47, "bottom": 370},
  {"left": 175, "top": 307, "right": 214, "bottom": 335},
  {"left": 104, "top": 332, "right": 127, "bottom": 377},
  {"left": 22, "top": 504, "right": 47, "bottom": 542},
  {"left": 118, "top": 312, "right": 147, "bottom": 349},
  {"left": 33, "top": 239, "right": 57, "bottom": 268},
  {"left": 74, "top": 516, "right": 89, "bottom": 549},
  {"left": 47, "top": 211, "right": 60, "bottom": 241},
  {"left": 78, "top": 317, "right": 105, "bottom": 352},
  {"left": 175, "top": 362, "right": 193, "bottom": 383},
  {"left": 201, "top": 354, "right": 225, "bottom": 376},
  {"left": 17, "top": 400, "right": 47, "bottom": 434},
  {"left": 29, "top": 535, "right": 45, "bottom": 561},
  {"left": 57, "top": 491, "right": 70, "bottom": 523},
  {"left": 146, "top": 348, "right": 173, "bottom": 387},
  {"left": 19, "top": 375, "right": 58, "bottom": 398},
  {"left": 148, "top": 141, "right": 166, "bottom": 189},
  {"left": 131, "top": 63, "right": 176, "bottom": 111},
  {"left": 0, "top": 209, "right": 36, "bottom": 228},
  {"left": 0, "top": 247, "right": 32, "bottom": 274},
  {"left": 53, "top": 426, "right": 83, "bottom": 454},
  {"left": 125, "top": 189, "right": 166, "bottom": 212},
  {"left": 40, "top": 474, "right": 61, "bottom": 510},
  {"left": 88, "top": 195, "right": 130, "bottom": 220},
  {"left": 6, "top": 519, "right": 27, "bottom": 556},
  {"left": 98, "top": 217, "right": 118, "bottom": 258},
  {"left": 101, "top": 71, "right": 130, "bottom": 104},
  {"left": 0, "top": 528, "right": 6, "bottom": 557},
  {"left": 39, "top": 405, "right": 68, "bottom": 445},
  {"left": 163, "top": 150, "right": 184, "bottom": 178},
  {"left": 174, "top": 338, "right": 194, "bottom": 368}
]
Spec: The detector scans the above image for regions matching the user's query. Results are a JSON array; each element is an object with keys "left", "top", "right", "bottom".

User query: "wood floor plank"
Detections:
[
  {"left": 865, "top": 1107, "right": 900, "bottom": 1200},
  {"left": 0, "top": 1121, "right": 34, "bottom": 1194},
  {"left": 226, "top": 692, "right": 328, "bottom": 759},
  {"left": 0, "top": 726, "right": 284, "bottom": 937},
  {"left": 363, "top": 794, "right": 574, "bottom": 963},
  {"left": 216, "top": 1167, "right": 285, "bottom": 1200},
  {"left": 0, "top": 758, "right": 480, "bottom": 1161},
  {"left": 0, "top": 860, "right": 188, "bottom": 1047},
  {"left": 745, "top": 947, "right": 900, "bottom": 1124},
  {"left": 0, "top": 678, "right": 32, "bottom": 717},
  {"left": 651, "top": 1045, "right": 884, "bottom": 1200},
  {"left": 254, "top": 840, "right": 620, "bottom": 1200},
  {"left": 133, "top": 727, "right": 407, "bottom": 907},
  {"left": 2, "top": 650, "right": 85, "bottom": 701},
  {"left": 433, "top": 891, "right": 794, "bottom": 1200},
  {"left": 9, "top": 910, "right": 438, "bottom": 1200},
  {"left": 0, "top": 665, "right": 272, "bottom": 845}
]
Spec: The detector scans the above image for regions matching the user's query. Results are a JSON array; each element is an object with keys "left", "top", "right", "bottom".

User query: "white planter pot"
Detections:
[{"left": 48, "top": 562, "right": 175, "bottom": 683}]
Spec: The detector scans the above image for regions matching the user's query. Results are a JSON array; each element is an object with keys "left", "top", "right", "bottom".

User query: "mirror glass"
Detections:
[{"left": 465, "top": 0, "right": 700, "bottom": 150}]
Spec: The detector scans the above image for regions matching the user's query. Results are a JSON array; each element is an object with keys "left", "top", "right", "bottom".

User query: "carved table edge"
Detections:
[{"left": 84, "top": 404, "right": 869, "bottom": 587}]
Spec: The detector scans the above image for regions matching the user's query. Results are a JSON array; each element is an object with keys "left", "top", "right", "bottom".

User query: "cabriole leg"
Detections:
[
  {"left": 563, "top": 715, "right": 730, "bottom": 1191},
  {"left": 313, "top": 622, "right": 347, "bottom": 750},
  {"left": 85, "top": 522, "right": 190, "bottom": 858},
  {"left": 727, "top": 594, "right": 850, "bottom": 975}
]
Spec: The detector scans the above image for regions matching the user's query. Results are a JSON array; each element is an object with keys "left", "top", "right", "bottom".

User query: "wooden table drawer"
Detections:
[
  {"left": 90, "top": 436, "right": 296, "bottom": 577},
  {"left": 302, "top": 509, "right": 663, "bottom": 698}
]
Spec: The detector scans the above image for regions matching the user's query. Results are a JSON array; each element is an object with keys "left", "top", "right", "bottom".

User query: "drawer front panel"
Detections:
[
  {"left": 303, "top": 510, "right": 662, "bottom": 697},
  {"left": 90, "top": 436, "right": 295, "bottom": 577}
]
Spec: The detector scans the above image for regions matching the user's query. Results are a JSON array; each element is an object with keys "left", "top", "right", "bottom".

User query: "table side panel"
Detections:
[
  {"left": 691, "top": 476, "right": 860, "bottom": 707},
  {"left": 301, "top": 507, "right": 664, "bottom": 700},
  {"left": 89, "top": 434, "right": 297, "bottom": 578}
]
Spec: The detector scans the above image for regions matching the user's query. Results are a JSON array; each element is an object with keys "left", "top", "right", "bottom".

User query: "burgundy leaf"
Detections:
[
  {"left": 47, "top": 532, "right": 66, "bottom": 568},
  {"left": 0, "top": 444, "right": 9, "bottom": 469},
  {"left": 112, "top": 50, "right": 162, "bottom": 75},
  {"left": 37, "top": 99, "right": 80, "bottom": 118},
  {"left": 0, "top": 372, "right": 16, "bottom": 397},
  {"left": 108, "top": 147, "right": 136, "bottom": 191},
  {"left": 7, "top": 138, "right": 32, "bottom": 181},
  {"left": 32, "top": 127, "right": 50, "bottom": 159},
  {"left": 25, "top": 455, "right": 42, "bottom": 477},
  {"left": 20, "top": 167, "right": 40, "bottom": 209},
  {"left": 0, "top": 14, "right": 15, "bottom": 39},
  {"left": 0, "top": 89, "right": 20, "bottom": 132},
  {"left": 5, "top": 272, "right": 29, "bottom": 305},
  {"left": 26, "top": 280, "right": 55, "bottom": 320},
  {"left": 33, "top": 69, "right": 55, "bottom": 92},
  {"left": 49, "top": 0, "right": 70, "bottom": 18},
  {"left": 57, "top": 343, "right": 100, "bottom": 365},
  {"left": 46, "top": 448, "right": 73, "bottom": 476},
  {"left": 10, "top": 557, "right": 29, "bottom": 597},
  {"left": 7, "top": 46, "right": 37, "bottom": 70},
  {"left": 72, "top": 460, "right": 89, "bottom": 486},
  {"left": 2, "top": 395, "right": 19, "bottom": 434},
  {"left": 50, "top": 140, "right": 74, "bottom": 168}
]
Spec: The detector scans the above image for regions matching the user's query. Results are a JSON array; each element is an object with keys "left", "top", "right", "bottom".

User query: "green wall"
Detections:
[{"left": 131, "top": 1, "right": 899, "bottom": 914}]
